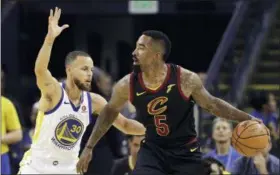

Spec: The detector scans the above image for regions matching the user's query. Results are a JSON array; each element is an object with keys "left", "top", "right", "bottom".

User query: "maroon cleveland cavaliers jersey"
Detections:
[{"left": 129, "top": 64, "right": 197, "bottom": 147}]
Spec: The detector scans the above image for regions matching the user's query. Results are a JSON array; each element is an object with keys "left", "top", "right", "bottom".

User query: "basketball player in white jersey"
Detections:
[{"left": 18, "top": 7, "right": 145, "bottom": 174}]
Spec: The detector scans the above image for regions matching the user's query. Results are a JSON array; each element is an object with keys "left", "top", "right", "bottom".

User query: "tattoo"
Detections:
[
  {"left": 179, "top": 67, "right": 198, "bottom": 97},
  {"left": 204, "top": 97, "right": 251, "bottom": 122},
  {"left": 179, "top": 67, "right": 252, "bottom": 122},
  {"left": 87, "top": 104, "right": 119, "bottom": 147},
  {"left": 86, "top": 74, "right": 130, "bottom": 148}
]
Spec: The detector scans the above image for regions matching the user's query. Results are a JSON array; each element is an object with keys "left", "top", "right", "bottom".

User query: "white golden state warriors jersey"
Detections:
[{"left": 21, "top": 83, "right": 92, "bottom": 166}]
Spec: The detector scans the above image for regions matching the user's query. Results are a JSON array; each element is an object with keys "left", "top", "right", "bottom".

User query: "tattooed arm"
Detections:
[
  {"left": 90, "top": 93, "right": 145, "bottom": 135},
  {"left": 87, "top": 74, "right": 131, "bottom": 148},
  {"left": 179, "top": 67, "right": 257, "bottom": 122},
  {"left": 77, "top": 74, "right": 132, "bottom": 173}
]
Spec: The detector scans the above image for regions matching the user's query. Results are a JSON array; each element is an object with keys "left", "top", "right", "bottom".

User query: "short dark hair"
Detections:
[
  {"left": 142, "top": 30, "right": 171, "bottom": 61},
  {"left": 65, "top": 51, "right": 91, "bottom": 66}
]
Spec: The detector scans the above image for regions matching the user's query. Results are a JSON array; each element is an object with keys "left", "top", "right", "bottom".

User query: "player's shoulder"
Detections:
[
  {"left": 120, "top": 74, "right": 131, "bottom": 84},
  {"left": 1, "top": 96, "right": 14, "bottom": 106},
  {"left": 88, "top": 92, "right": 108, "bottom": 113},
  {"left": 114, "top": 74, "right": 131, "bottom": 90},
  {"left": 176, "top": 66, "right": 200, "bottom": 84},
  {"left": 176, "top": 65, "right": 196, "bottom": 76},
  {"left": 88, "top": 92, "right": 107, "bottom": 103}
]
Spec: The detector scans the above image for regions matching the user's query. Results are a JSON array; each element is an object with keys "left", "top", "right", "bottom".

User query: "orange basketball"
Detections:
[{"left": 231, "top": 120, "right": 270, "bottom": 157}]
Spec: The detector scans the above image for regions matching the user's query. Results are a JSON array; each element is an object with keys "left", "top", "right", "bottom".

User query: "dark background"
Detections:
[{"left": 2, "top": 2, "right": 231, "bottom": 125}]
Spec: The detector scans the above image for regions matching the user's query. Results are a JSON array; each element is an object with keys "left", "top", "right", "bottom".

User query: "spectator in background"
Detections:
[
  {"left": 9, "top": 101, "right": 37, "bottom": 174},
  {"left": 92, "top": 67, "right": 113, "bottom": 99},
  {"left": 231, "top": 138, "right": 279, "bottom": 175},
  {"left": 93, "top": 66, "right": 136, "bottom": 119},
  {"left": 29, "top": 101, "right": 39, "bottom": 138},
  {"left": 276, "top": 117, "right": 280, "bottom": 158},
  {"left": 203, "top": 118, "right": 241, "bottom": 172},
  {"left": 1, "top": 70, "right": 23, "bottom": 174},
  {"left": 249, "top": 91, "right": 278, "bottom": 142},
  {"left": 111, "top": 135, "right": 145, "bottom": 175}
]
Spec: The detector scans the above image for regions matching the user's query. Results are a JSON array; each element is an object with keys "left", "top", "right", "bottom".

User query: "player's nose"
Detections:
[
  {"left": 87, "top": 71, "right": 93, "bottom": 77},
  {"left": 132, "top": 49, "right": 137, "bottom": 56}
]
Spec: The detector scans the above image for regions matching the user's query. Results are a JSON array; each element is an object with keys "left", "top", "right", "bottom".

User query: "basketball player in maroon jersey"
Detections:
[{"left": 77, "top": 30, "right": 263, "bottom": 174}]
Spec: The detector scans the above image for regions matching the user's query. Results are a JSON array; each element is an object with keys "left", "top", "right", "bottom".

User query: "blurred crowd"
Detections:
[{"left": 1, "top": 66, "right": 279, "bottom": 175}]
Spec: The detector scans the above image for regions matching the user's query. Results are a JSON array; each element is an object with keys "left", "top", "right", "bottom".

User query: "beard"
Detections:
[
  {"left": 132, "top": 64, "right": 142, "bottom": 74},
  {"left": 73, "top": 78, "right": 91, "bottom": 91}
]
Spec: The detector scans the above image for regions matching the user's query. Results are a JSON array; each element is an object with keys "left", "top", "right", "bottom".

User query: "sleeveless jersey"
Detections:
[
  {"left": 130, "top": 64, "right": 197, "bottom": 147},
  {"left": 20, "top": 82, "right": 93, "bottom": 165}
]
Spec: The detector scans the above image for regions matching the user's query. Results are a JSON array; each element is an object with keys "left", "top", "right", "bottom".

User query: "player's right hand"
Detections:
[{"left": 47, "top": 7, "right": 69, "bottom": 40}]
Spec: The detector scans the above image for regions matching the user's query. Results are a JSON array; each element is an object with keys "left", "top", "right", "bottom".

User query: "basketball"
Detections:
[{"left": 231, "top": 120, "right": 270, "bottom": 157}]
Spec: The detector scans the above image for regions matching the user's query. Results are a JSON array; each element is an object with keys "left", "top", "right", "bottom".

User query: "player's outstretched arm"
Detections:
[
  {"left": 85, "top": 74, "right": 130, "bottom": 148},
  {"left": 76, "top": 75, "right": 131, "bottom": 173},
  {"left": 35, "top": 7, "right": 69, "bottom": 98},
  {"left": 179, "top": 67, "right": 259, "bottom": 122},
  {"left": 90, "top": 93, "right": 145, "bottom": 135}
]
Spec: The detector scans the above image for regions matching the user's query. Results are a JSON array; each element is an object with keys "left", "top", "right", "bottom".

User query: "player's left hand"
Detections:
[{"left": 76, "top": 147, "right": 92, "bottom": 174}]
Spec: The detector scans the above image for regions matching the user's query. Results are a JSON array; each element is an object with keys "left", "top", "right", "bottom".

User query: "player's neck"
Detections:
[
  {"left": 65, "top": 79, "right": 83, "bottom": 101},
  {"left": 216, "top": 141, "right": 231, "bottom": 155},
  {"left": 142, "top": 62, "right": 167, "bottom": 83}
]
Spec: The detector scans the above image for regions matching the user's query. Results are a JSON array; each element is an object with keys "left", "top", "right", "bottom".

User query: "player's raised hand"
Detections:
[
  {"left": 47, "top": 7, "right": 69, "bottom": 40},
  {"left": 76, "top": 147, "right": 92, "bottom": 174}
]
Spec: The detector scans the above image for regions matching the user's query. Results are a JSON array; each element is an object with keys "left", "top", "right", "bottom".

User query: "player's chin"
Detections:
[
  {"left": 86, "top": 85, "right": 91, "bottom": 91},
  {"left": 82, "top": 84, "right": 91, "bottom": 91},
  {"left": 133, "top": 61, "right": 140, "bottom": 65}
]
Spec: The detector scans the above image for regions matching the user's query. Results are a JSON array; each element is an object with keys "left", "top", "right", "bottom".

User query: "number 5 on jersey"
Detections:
[{"left": 147, "top": 97, "right": 170, "bottom": 136}]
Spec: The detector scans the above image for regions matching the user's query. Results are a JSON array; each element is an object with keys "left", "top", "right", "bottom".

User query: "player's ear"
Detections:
[{"left": 65, "top": 64, "right": 72, "bottom": 75}]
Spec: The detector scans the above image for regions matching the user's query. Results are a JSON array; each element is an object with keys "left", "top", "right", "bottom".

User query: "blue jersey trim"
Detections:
[
  {"left": 87, "top": 92, "right": 92, "bottom": 123},
  {"left": 44, "top": 86, "right": 64, "bottom": 115}
]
